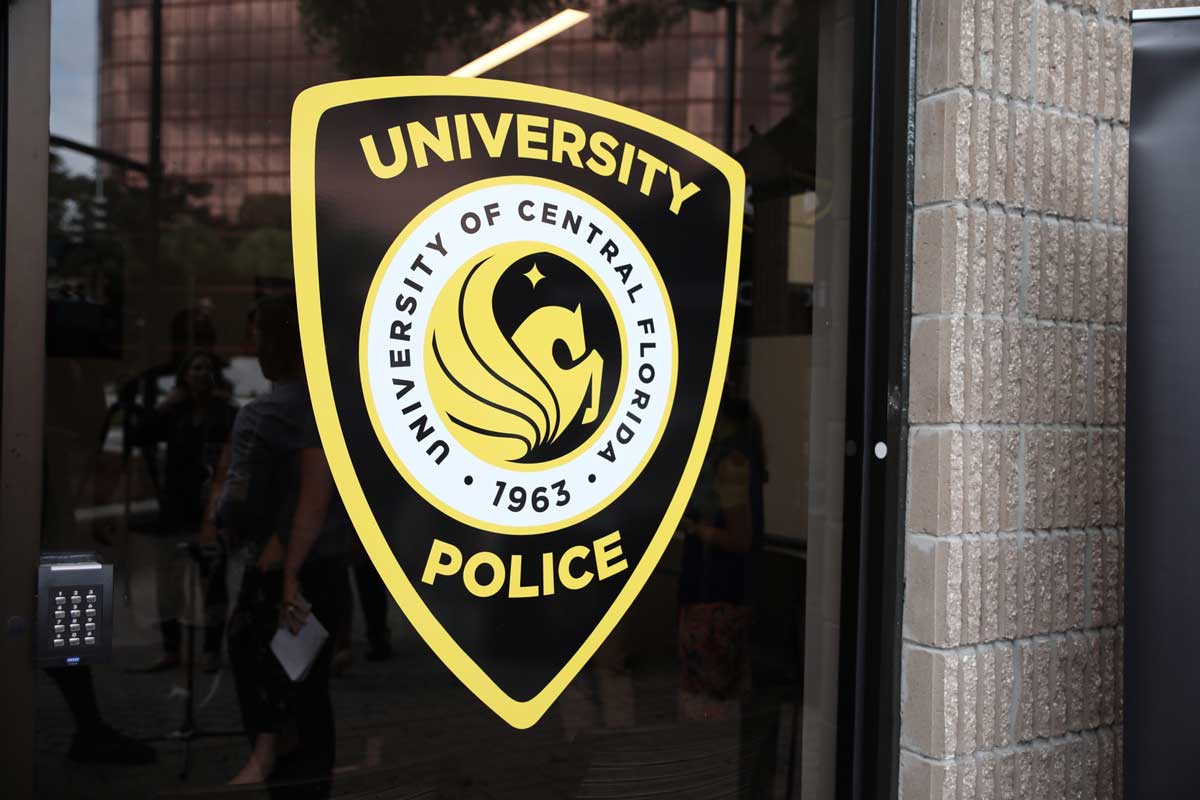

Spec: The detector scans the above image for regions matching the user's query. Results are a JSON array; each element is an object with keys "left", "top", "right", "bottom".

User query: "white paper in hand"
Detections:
[{"left": 270, "top": 612, "right": 329, "bottom": 682}]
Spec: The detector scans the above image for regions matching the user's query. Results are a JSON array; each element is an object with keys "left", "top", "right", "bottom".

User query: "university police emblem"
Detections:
[{"left": 291, "top": 78, "right": 743, "bottom": 728}]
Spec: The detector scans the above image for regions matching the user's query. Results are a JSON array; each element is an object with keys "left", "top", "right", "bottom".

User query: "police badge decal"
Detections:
[{"left": 292, "top": 78, "right": 743, "bottom": 728}]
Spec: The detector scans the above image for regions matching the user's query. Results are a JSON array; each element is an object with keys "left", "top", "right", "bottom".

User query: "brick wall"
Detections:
[{"left": 894, "top": 0, "right": 1189, "bottom": 796}]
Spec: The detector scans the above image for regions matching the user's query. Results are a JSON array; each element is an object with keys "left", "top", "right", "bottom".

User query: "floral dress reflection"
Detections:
[{"left": 677, "top": 396, "right": 766, "bottom": 721}]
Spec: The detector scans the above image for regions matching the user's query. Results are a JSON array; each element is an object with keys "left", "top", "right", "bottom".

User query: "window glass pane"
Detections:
[{"left": 40, "top": 2, "right": 856, "bottom": 797}]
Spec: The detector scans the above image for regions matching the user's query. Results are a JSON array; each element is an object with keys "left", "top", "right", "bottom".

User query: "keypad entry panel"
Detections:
[{"left": 36, "top": 558, "right": 114, "bottom": 667}]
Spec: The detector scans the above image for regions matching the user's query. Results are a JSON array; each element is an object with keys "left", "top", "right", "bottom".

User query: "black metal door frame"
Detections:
[
  {"left": 1, "top": 0, "right": 50, "bottom": 797},
  {"left": 834, "top": 0, "right": 912, "bottom": 798}
]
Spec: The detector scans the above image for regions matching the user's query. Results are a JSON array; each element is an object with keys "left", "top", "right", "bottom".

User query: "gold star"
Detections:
[{"left": 523, "top": 264, "right": 547, "bottom": 288}]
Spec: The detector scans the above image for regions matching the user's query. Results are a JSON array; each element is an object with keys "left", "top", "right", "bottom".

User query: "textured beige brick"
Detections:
[
  {"left": 1099, "top": 628, "right": 1117, "bottom": 725},
  {"left": 996, "top": 751, "right": 1016, "bottom": 800},
  {"left": 1069, "top": 529, "right": 1087, "bottom": 629},
  {"left": 978, "top": 644, "right": 997, "bottom": 749},
  {"left": 980, "top": 536, "right": 1001, "bottom": 641},
  {"left": 1051, "top": 5, "right": 1069, "bottom": 108},
  {"left": 1052, "top": 635, "right": 1070, "bottom": 735},
  {"left": 1084, "top": 16, "right": 1103, "bottom": 116},
  {"left": 1039, "top": 217, "right": 1060, "bottom": 322},
  {"left": 964, "top": 318, "right": 986, "bottom": 423},
  {"left": 962, "top": 536, "right": 983, "bottom": 640},
  {"left": 983, "top": 320, "right": 1005, "bottom": 423},
  {"left": 911, "top": 433, "right": 954, "bottom": 534},
  {"left": 901, "top": 751, "right": 957, "bottom": 800},
  {"left": 910, "top": 317, "right": 961, "bottom": 424},
  {"left": 1016, "top": 748, "right": 1036, "bottom": 798},
  {"left": 995, "top": 641, "right": 1015, "bottom": 747},
  {"left": 978, "top": 751, "right": 996, "bottom": 800},
  {"left": 1097, "top": 123, "right": 1114, "bottom": 222},
  {"left": 1115, "top": 627, "right": 1124, "bottom": 723},
  {"left": 1004, "top": 210, "right": 1023, "bottom": 318},
  {"left": 1013, "top": 0, "right": 1034, "bottom": 99},
  {"left": 1074, "top": 223, "right": 1094, "bottom": 322},
  {"left": 977, "top": 0, "right": 996, "bottom": 91},
  {"left": 1046, "top": 113, "right": 1064, "bottom": 217},
  {"left": 1097, "top": 727, "right": 1115, "bottom": 800},
  {"left": 1087, "top": 432, "right": 1105, "bottom": 527},
  {"left": 1000, "top": 535, "right": 1021, "bottom": 638},
  {"left": 1078, "top": 119, "right": 1096, "bottom": 222},
  {"left": 914, "top": 204, "right": 970, "bottom": 315},
  {"left": 1102, "top": 20, "right": 1121, "bottom": 120},
  {"left": 1034, "top": 639, "right": 1053, "bottom": 738},
  {"left": 968, "top": 207, "right": 989, "bottom": 316},
  {"left": 986, "top": 209, "right": 1008, "bottom": 316},
  {"left": 1062, "top": 116, "right": 1080, "bottom": 220},
  {"left": 1118, "top": 25, "right": 1131, "bottom": 123},
  {"left": 1091, "top": 227, "right": 1110, "bottom": 328},
  {"left": 906, "top": 534, "right": 965, "bottom": 645},
  {"left": 1036, "top": 533, "right": 1056, "bottom": 633},
  {"left": 1024, "top": 434, "right": 1044, "bottom": 533},
  {"left": 1008, "top": 103, "right": 1029, "bottom": 206},
  {"left": 1029, "top": 106, "right": 1047, "bottom": 211},
  {"left": 995, "top": 0, "right": 1014, "bottom": 96},
  {"left": 1066, "top": 633, "right": 1086, "bottom": 732},
  {"left": 1052, "top": 533, "right": 1071, "bottom": 633},
  {"left": 917, "top": 0, "right": 976, "bottom": 95},
  {"left": 1109, "top": 229, "right": 1126, "bottom": 324},
  {"left": 973, "top": 93, "right": 993, "bottom": 200},
  {"left": 1017, "top": 642, "right": 1037, "bottom": 741},
  {"left": 1002, "top": 321, "right": 1024, "bottom": 424},
  {"left": 960, "top": 754, "right": 979, "bottom": 800},
  {"left": 1060, "top": 221, "right": 1077, "bottom": 320},
  {"left": 1104, "top": 529, "right": 1122, "bottom": 626},
  {"left": 916, "top": 90, "right": 974, "bottom": 204},
  {"left": 958, "top": 648, "right": 979, "bottom": 753},
  {"left": 902, "top": 644, "right": 958, "bottom": 757},
  {"left": 1113, "top": 125, "right": 1129, "bottom": 225},
  {"left": 1036, "top": 1, "right": 1054, "bottom": 103},
  {"left": 1082, "top": 732, "right": 1100, "bottom": 799},
  {"left": 1066, "top": 11, "right": 1084, "bottom": 114}
]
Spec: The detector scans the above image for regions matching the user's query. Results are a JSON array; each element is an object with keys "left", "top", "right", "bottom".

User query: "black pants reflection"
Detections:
[
  {"left": 353, "top": 558, "right": 390, "bottom": 648},
  {"left": 159, "top": 538, "right": 228, "bottom": 657},
  {"left": 228, "top": 557, "right": 349, "bottom": 798}
]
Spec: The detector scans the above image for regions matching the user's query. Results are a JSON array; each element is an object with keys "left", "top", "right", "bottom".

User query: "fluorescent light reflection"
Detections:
[{"left": 450, "top": 9, "right": 589, "bottom": 78}]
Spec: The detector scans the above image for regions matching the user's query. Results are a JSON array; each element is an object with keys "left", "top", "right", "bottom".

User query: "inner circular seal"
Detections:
[{"left": 360, "top": 177, "right": 677, "bottom": 534}]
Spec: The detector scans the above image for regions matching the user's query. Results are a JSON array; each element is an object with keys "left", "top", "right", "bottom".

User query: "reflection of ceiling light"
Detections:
[{"left": 450, "top": 9, "right": 589, "bottom": 78}]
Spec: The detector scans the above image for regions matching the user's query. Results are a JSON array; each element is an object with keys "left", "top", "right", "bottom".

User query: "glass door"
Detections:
[{"left": 24, "top": 1, "right": 868, "bottom": 797}]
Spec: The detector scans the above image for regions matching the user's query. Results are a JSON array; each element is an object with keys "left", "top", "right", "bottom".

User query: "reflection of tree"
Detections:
[
  {"left": 48, "top": 152, "right": 222, "bottom": 358},
  {"left": 232, "top": 228, "right": 293, "bottom": 280},
  {"left": 298, "top": 0, "right": 572, "bottom": 76},
  {"left": 296, "top": 0, "right": 815, "bottom": 122}
]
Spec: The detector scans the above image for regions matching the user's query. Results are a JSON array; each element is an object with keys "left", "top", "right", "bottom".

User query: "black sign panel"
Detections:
[{"left": 1128, "top": 10, "right": 1200, "bottom": 797}]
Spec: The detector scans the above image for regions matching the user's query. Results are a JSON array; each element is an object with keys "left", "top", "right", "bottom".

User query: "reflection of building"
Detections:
[
  {"left": 100, "top": 0, "right": 341, "bottom": 217},
  {"left": 98, "top": 1, "right": 791, "bottom": 220}
]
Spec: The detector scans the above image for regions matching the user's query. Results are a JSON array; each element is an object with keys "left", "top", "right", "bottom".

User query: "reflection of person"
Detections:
[
  {"left": 677, "top": 395, "right": 766, "bottom": 721},
  {"left": 42, "top": 357, "right": 156, "bottom": 764},
  {"left": 217, "top": 293, "right": 349, "bottom": 792},
  {"left": 140, "top": 351, "right": 237, "bottom": 674}
]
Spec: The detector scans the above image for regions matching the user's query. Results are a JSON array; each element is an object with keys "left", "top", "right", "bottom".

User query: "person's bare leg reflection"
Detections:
[{"left": 215, "top": 294, "right": 349, "bottom": 794}]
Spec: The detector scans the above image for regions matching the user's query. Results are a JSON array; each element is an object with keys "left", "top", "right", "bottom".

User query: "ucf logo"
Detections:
[{"left": 292, "top": 78, "right": 742, "bottom": 727}]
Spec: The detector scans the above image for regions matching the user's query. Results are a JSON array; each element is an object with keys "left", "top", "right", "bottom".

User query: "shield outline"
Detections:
[{"left": 291, "top": 77, "right": 745, "bottom": 729}]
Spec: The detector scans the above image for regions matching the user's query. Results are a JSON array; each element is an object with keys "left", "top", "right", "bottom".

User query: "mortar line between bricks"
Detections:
[
  {"left": 902, "top": 628, "right": 1126, "bottom": 655},
  {"left": 900, "top": 726, "right": 1129, "bottom": 765},
  {"left": 908, "top": 422, "right": 1126, "bottom": 433},
  {"left": 909, "top": 312, "right": 1127, "bottom": 330},
  {"left": 917, "top": 86, "right": 1133, "bottom": 130},
  {"left": 910, "top": 196, "right": 1132, "bottom": 230}
]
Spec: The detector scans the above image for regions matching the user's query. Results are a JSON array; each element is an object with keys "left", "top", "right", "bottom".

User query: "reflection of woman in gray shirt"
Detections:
[{"left": 218, "top": 294, "right": 349, "bottom": 789}]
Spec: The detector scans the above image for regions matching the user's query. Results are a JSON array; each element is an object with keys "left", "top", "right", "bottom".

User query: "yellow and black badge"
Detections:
[{"left": 291, "top": 77, "right": 743, "bottom": 728}]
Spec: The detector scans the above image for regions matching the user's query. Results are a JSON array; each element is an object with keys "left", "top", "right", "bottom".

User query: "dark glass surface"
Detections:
[{"left": 38, "top": 1, "right": 856, "bottom": 797}]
